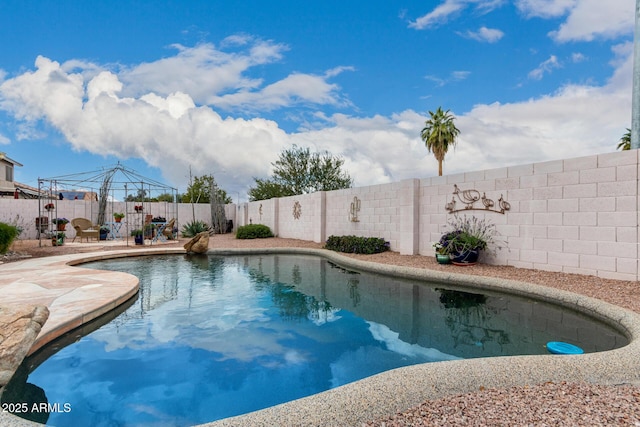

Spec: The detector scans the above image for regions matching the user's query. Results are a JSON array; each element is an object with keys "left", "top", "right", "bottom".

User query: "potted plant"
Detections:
[
  {"left": 113, "top": 212, "right": 125, "bottom": 222},
  {"left": 439, "top": 215, "right": 501, "bottom": 266},
  {"left": 52, "top": 231, "right": 65, "bottom": 246},
  {"left": 52, "top": 217, "right": 69, "bottom": 231},
  {"left": 131, "top": 229, "right": 144, "bottom": 245},
  {"left": 99, "top": 225, "right": 110, "bottom": 240},
  {"left": 432, "top": 241, "right": 451, "bottom": 264}
]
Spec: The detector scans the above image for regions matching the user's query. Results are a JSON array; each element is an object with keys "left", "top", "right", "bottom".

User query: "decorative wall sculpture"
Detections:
[
  {"left": 293, "top": 201, "right": 302, "bottom": 219},
  {"left": 259, "top": 204, "right": 263, "bottom": 220},
  {"left": 349, "top": 196, "right": 361, "bottom": 222},
  {"left": 445, "top": 184, "right": 511, "bottom": 214}
]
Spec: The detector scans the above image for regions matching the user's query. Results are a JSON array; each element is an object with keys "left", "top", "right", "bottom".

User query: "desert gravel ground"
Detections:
[{"left": 4, "top": 235, "right": 640, "bottom": 426}]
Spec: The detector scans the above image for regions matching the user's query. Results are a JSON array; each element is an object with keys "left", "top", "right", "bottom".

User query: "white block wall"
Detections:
[
  {"left": 0, "top": 201, "right": 236, "bottom": 241},
  {"left": 236, "top": 150, "right": 638, "bottom": 281},
  {"left": 3, "top": 151, "right": 637, "bottom": 281}
]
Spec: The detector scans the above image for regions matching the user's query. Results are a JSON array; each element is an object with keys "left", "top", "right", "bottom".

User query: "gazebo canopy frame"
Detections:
[{"left": 37, "top": 163, "right": 178, "bottom": 247}]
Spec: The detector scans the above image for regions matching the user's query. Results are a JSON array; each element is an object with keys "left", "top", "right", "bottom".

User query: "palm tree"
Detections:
[
  {"left": 617, "top": 128, "right": 631, "bottom": 151},
  {"left": 420, "top": 107, "right": 461, "bottom": 176}
]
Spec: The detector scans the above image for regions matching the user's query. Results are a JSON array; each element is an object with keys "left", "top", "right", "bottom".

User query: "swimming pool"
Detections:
[{"left": 3, "top": 253, "right": 628, "bottom": 426}]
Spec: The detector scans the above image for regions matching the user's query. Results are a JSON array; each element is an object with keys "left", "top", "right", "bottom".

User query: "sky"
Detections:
[{"left": 0, "top": 0, "right": 635, "bottom": 201}]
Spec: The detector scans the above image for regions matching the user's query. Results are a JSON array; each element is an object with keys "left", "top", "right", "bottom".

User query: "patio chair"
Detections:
[
  {"left": 162, "top": 218, "right": 177, "bottom": 240},
  {"left": 71, "top": 218, "right": 99, "bottom": 242}
]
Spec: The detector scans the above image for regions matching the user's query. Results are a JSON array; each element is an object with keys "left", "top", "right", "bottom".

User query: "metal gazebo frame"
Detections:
[{"left": 37, "top": 164, "right": 178, "bottom": 247}]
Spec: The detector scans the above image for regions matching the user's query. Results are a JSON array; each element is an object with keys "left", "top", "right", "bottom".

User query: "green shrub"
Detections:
[
  {"left": 0, "top": 222, "right": 20, "bottom": 254},
  {"left": 236, "top": 224, "right": 274, "bottom": 239},
  {"left": 181, "top": 220, "right": 211, "bottom": 238},
  {"left": 324, "top": 235, "right": 390, "bottom": 254}
]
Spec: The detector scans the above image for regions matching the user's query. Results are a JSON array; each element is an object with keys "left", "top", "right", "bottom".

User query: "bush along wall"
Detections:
[
  {"left": 0, "top": 222, "right": 20, "bottom": 254},
  {"left": 236, "top": 224, "right": 274, "bottom": 239},
  {"left": 324, "top": 235, "right": 390, "bottom": 255}
]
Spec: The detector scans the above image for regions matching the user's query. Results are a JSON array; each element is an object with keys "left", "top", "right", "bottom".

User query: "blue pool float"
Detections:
[{"left": 546, "top": 341, "right": 584, "bottom": 355}]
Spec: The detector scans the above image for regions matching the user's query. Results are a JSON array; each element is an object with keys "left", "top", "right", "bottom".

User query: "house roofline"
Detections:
[{"left": 0, "top": 152, "right": 23, "bottom": 167}]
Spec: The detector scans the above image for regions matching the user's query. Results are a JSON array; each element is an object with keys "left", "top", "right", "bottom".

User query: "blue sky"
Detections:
[{"left": 0, "top": 0, "right": 635, "bottom": 200}]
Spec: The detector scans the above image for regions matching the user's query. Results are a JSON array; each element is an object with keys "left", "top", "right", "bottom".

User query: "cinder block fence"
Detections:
[
  {"left": 235, "top": 150, "right": 639, "bottom": 281},
  {"left": 2, "top": 150, "right": 638, "bottom": 281}
]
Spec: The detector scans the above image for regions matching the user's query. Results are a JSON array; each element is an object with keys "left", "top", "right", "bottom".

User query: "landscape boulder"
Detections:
[
  {"left": 0, "top": 305, "right": 49, "bottom": 389},
  {"left": 184, "top": 231, "right": 210, "bottom": 254}
]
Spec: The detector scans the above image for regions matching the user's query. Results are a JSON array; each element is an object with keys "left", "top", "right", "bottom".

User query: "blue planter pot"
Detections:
[{"left": 451, "top": 249, "right": 479, "bottom": 266}]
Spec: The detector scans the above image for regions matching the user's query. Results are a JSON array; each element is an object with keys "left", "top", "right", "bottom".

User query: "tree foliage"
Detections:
[
  {"left": 182, "top": 174, "right": 231, "bottom": 204},
  {"left": 249, "top": 145, "right": 353, "bottom": 201},
  {"left": 124, "top": 190, "right": 175, "bottom": 203},
  {"left": 420, "top": 107, "right": 460, "bottom": 176},
  {"left": 156, "top": 193, "right": 175, "bottom": 202},
  {"left": 125, "top": 189, "right": 148, "bottom": 202},
  {"left": 618, "top": 128, "right": 631, "bottom": 151}
]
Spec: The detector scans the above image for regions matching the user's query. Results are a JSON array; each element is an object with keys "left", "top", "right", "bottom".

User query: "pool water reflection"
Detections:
[{"left": 3, "top": 254, "right": 628, "bottom": 426}]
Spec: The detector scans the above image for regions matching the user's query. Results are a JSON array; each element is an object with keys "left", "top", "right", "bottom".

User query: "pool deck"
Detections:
[{"left": 2, "top": 246, "right": 640, "bottom": 427}]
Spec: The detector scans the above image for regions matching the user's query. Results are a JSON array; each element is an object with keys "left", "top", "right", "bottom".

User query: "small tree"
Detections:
[
  {"left": 248, "top": 179, "right": 292, "bottom": 201},
  {"left": 0, "top": 222, "right": 20, "bottom": 254},
  {"left": 182, "top": 174, "right": 231, "bottom": 204},
  {"left": 249, "top": 145, "right": 353, "bottom": 201},
  {"left": 156, "top": 193, "right": 175, "bottom": 202},
  {"left": 210, "top": 179, "right": 228, "bottom": 234},
  {"left": 125, "top": 189, "right": 148, "bottom": 202}
]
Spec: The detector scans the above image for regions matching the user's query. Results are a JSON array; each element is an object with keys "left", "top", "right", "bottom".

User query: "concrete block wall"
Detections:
[
  {"left": 416, "top": 150, "right": 639, "bottom": 281},
  {"left": 241, "top": 150, "right": 638, "bottom": 281},
  {"left": 0, "top": 200, "right": 231, "bottom": 240},
  {"left": 325, "top": 182, "right": 402, "bottom": 249},
  {"left": 3, "top": 150, "right": 637, "bottom": 280},
  {"left": 276, "top": 192, "right": 324, "bottom": 241}
]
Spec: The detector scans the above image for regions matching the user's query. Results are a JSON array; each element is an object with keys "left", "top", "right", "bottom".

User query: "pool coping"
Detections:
[{"left": 2, "top": 247, "right": 640, "bottom": 427}]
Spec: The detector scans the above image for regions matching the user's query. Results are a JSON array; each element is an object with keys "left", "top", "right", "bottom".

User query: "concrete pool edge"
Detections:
[{"left": 2, "top": 247, "right": 639, "bottom": 426}]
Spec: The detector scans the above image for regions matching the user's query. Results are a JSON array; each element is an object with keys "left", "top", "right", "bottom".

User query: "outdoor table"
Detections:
[{"left": 105, "top": 221, "right": 123, "bottom": 240}]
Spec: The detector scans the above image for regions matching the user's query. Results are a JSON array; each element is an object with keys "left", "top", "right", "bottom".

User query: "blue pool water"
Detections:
[{"left": 3, "top": 254, "right": 627, "bottom": 426}]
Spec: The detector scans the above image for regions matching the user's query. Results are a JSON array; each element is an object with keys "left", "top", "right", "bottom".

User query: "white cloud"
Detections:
[
  {"left": 120, "top": 42, "right": 281, "bottom": 105},
  {"left": 118, "top": 41, "right": 350, "bottom": 113},
  {"left": 211, "top": 71, "right": 352, "bottom": 112},
  {"left": 461, "top": 26, "right": 505, "bottom": 43},
  {"left": 451, "top": 71, "right": 471, "bottom": 81},
  {"left": 416, "top": 0, "right": 633, "bottom": 43},
  {"left": 220, "top": 33, "right": 253, "bottom": 47},
  {"left": 571, "top": 52, "right": 587, "bottom": 63},
  {"left": 409, "top": 0, "right": 466, "bottom": 29},
  {"left": 409, "top": 0, "right": 506, "bottom": 29},
  {"left": 298, "top": 44, "right": 633, "bottom": 183},
  {"left": 425, "top": 71, "right": 471, "bottom": 87},
  {"left": 448, "top": 43, "right": 633, "bottom": 172},
  {"left": 0, "top": 41, "right": 632, "bottom": 196},
  {"left": 516, "top": 0, "right": 634, "bottom": 42},
  {"left": 515, "top": 0, "right": 576, "bottom": 18},
  {"left": 550, "top": 0, "right": 634, "bottom": 42},
  {"left": 0, "top": 56, "right": 292, "bottom": 193},
  {"left": 0, "top": 133, "right": 9, "bottom": 145},
  {"left": 528, "top": 55, "right": 561, "bottom": 80}
]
